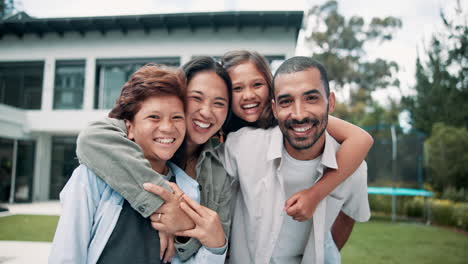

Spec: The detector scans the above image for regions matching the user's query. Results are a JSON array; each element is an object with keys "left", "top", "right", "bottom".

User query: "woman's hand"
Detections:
[
  {"left": 158, "top": 231, "right": 175, "bottom": 263},
  {"left": 174, "top": 194, "right": 226, "bottom": 248},
  {"left": 144, "top": 182, "right": 195, "bottom": 234}
]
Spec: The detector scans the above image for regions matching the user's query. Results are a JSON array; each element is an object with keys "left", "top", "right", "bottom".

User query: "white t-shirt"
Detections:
[{"left": 270, "top": 147, "right": 322, "bottom": 264}]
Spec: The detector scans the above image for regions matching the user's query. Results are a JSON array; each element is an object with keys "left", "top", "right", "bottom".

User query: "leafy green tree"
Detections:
[
  {"left": 402, "top": 2, "right": 468, "bottom": 135},
  {"left": 426, "top": 123, "right": 468, "bottom": 191},
  {"left": 0, "top": 0, "right": 15, "bottom": 18},
  {"left": 303, "top": 0, "right": 402, "bottom": 123}
]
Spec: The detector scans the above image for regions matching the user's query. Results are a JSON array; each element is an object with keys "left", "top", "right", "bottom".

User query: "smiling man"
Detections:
[{"left": 222, "top": 57, "right": 370, "bottom": 264}]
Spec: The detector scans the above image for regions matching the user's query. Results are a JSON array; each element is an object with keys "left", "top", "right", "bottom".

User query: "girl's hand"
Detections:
[
  {"left": 158, "top": 231, "right": 175, "bottom": 263},
  {"left": 174, "top": 195, "right": 226, "bottom": 248},
  {"left": 284, "top": 186, "right": 322, "bottom": 222},
  {"left": 144, "top": 182, "right": 195, "bottom": 234}
]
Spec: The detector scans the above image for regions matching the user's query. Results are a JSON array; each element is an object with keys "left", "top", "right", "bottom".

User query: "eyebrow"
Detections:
[
  {"left": 215, "top": 97, "right": 228, "bottom": 102},
  {"left": 189, "top": 90, "right": 228, "bottom": 102},
  {"left": 276, "top": 89, "right": 321, "bottom": 101},
  {"left": 189, "top": 90, "right": 204, "bottom": 95},
  {"left": 146, "top": 110, "right": 184, "bottom": 115},
  {"left": 277, "top": 93, "right": 292, "bottom": 101},
  {"left": 303, "top": 89, "right": 321, "bottom": 96}
]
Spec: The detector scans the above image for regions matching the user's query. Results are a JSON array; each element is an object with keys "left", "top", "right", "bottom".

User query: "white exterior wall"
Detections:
[
  {"left": 1, "top": 26, "right": 296, "bottom": 135},
  {"left": 0, "top": 104, "right": 28, "bottom": 139},
  {"left": 0, "top": 26, "right": 298, "bottom": 201}
]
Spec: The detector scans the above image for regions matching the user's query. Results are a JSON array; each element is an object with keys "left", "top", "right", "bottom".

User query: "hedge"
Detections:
[{"left": 369, "top": 195, "right": 468, "bottom": 231}]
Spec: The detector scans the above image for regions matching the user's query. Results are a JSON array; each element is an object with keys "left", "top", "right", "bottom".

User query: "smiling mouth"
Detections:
[
  {"left": 241, "top": 103, "right": 260, "bottom": 110},
  {"left": 291, "top": 125, "right": 313, "bottom": 132},
  {"left": 193, "top": 120, "right": 212, "bottom": 129},
  {"left": 154, "top": 137, "right": 176, "bottom": 145}
]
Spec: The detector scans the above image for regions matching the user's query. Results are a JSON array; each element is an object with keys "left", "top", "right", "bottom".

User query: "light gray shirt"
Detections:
[{"left": 219, "top": 126, "right": 370, "bottom": 264}]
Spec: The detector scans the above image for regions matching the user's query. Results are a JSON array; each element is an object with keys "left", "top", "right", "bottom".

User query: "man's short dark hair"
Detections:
[{"left": 272, "top": 56, "right": 330, "bottom": 99}]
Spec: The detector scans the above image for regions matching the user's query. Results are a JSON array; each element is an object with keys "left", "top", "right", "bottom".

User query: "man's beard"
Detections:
[{"left": 280, "top": 111, "right": 329, "bottom": 151}]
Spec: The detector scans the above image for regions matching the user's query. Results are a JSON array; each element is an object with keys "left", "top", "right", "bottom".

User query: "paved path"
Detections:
[
  {"left": 0, "top": 241, "right": 51, "bottom": 264},
  {"left": 0, "top": 202, "right": 60, "bottom": 216},
  {"left": 0, "top": 202, "right": 59, "bottom": 263}
]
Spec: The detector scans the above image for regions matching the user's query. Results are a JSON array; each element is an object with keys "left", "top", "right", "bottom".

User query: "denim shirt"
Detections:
[{"left": 49, "top": 163, "right": 227, "bottom": 264}]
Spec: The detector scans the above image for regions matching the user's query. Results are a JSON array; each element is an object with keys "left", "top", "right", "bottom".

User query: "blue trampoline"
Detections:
[
  {"left": 368, "top": 186, "right": 433, "bottom": 223},
  {"left": 368, "top": 187, "right": 433, "bottom": 197}
]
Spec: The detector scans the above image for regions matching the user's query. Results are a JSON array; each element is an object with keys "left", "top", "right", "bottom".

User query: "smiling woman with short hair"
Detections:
[{"left": 49, "top": 64, "right": 189, "bottom": 264}]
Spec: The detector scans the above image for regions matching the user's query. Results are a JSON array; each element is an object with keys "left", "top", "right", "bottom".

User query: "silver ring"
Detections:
[{"left": 157, "top": 213, "right": 162, "bottom": 221}]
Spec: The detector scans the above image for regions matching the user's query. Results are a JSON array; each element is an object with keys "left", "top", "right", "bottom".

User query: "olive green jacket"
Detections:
[{"left": 76, "top": 117, "right": 232, "bottom": 261}]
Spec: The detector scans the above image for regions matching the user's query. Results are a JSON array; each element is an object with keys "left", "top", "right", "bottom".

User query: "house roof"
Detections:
[{"left": 0, "top": 11, "right": 303, "bottom": 39}]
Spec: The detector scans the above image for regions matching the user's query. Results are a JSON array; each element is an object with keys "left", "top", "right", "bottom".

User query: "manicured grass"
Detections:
[
  {"left": 342, "top": 217, "right": 468, "bottom": 264},
  {"left": 0, "top": 215, "right": 59, "bottom": 242}
]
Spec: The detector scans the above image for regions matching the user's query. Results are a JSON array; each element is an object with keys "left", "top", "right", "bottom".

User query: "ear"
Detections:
[
  {"left": 271, "top": 99, "right": 278, "bottom": 119},
  {"left": 328, "top": 92, "right": 336, "bottom": 114},
  {"left": 125, "top": 119, "right": 135, "bottom": 140}
]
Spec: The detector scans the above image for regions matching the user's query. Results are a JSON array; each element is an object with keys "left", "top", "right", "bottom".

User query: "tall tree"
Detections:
[
  {"left": 402, "top": 1, "right": 468, "bottom": 135},
  {"left": 303, "top": 0, "right": 402, "bottom": 125},
  {"left": 426, "top": 123, "right": 468, "bottom": 191},
  {"left": 0, "top": 0, "right": 15, "bottom": 18}
]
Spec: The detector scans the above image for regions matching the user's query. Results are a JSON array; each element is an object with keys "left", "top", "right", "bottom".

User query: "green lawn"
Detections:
[
  {"left": 342, "top": 218, "right": 468, "bottom": 264},
  {"left": 0, "top": 214, "right": 467, "bottom": 263},
  {"left": 0, "top": 215, "right": 59, "bottom": 242}
]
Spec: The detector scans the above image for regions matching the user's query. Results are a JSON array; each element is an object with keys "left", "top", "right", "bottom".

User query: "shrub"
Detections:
[
  {"left": 441, "top": 187, "right": 468, "bottom": 202},
  {"left": 431, "top": 199, "right": 455, "bottom": 226},
  {"left": 369, "top": 195, "right": 468, "bottom": 231},
  {"left": 452, "top": 203, "right": 468, "bottom": 230},
  {"left": 404, "top": 196, "right": 425, "bottom": 218}
]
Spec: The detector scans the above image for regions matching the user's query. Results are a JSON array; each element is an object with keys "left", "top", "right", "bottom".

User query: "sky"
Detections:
[{"left": 13, "top": 0, "right": 462, "bottom": 106}]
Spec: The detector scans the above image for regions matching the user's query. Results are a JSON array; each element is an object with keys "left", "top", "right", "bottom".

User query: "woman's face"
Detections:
[
  {"left": 126, "top": 95, "right": 186, "bottom": 168},
  {"left": 228, "top": 61, "right": 269, "bottom": 123},
  {"left": 185, "top": 71, "right": 229, "bottom": 146}
]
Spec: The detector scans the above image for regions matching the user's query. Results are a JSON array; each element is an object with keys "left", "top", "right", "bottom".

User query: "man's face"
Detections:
[{"left": 272, "top": 68, "right": 335, "bottom": 152}]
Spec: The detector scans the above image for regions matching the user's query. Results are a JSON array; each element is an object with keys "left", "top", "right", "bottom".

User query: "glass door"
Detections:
[{"left": 0, "top": 138, "right": 14, "bottom": 203}]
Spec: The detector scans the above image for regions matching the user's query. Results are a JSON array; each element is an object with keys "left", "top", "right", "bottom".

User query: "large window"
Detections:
[
  {"left": 95, "top": 57, "right": 180, "bottom": 109},
  {"left": 0, "top": 62, "right": 44, "bottom": 109},
  {"left": 49, "top": 136, "right": 79, "bottom": 199},
  {"left": 54, "top": 60, "right": 85, "bottom": 109},
  {"left": 0, "top": 138, "right": 35, "bottom": 203},
  {"left": 15, "top": 140, "right": 35, "bottom": 202}
]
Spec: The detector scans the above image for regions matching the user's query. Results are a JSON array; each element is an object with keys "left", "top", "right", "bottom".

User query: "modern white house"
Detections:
[{"left": 0, "top": 10, "right": 303, "bottom": 203}]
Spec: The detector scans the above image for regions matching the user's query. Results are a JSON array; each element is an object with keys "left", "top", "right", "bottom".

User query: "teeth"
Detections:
[
  {"left": 155, "top": 138, "right": 175, "bottom": 144},
  {"left": 292, "top": 126, "right": 312, "bottom": 132},
  {"left": 194, "top": 120, "right": 211, "bottom": 129},
  {"left": 242, "top": 103, "right": 259, "bottom": 109}
]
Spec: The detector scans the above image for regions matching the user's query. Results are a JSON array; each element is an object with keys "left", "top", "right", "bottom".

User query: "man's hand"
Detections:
[
  {"left": 144, "top": 182, "right": 195, "bottom": 234},
  {"left": 158, "top": 231, "right": 175, "bottom": 263},
  {"left": 284, "top": 186, "right": 322, "bottom": 222},
  {"left": 175, "top": 195, "right": 226, "bottom": 248}
]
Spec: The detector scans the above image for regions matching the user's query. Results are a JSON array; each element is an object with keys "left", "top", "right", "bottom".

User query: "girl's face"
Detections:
[
  {"left": 126, "top": 95, "right": 186, "bottom": 169},
  {"left": 228, "top": 61, "right": 269, "bottom": 123},
  {"left": 185, "top": 71, "right": 229, "bottom": 146}
]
